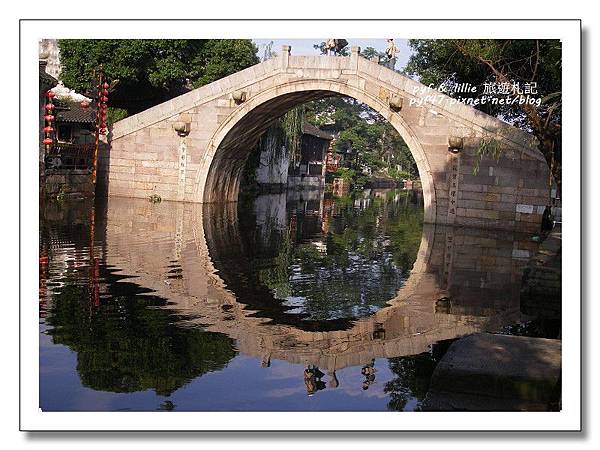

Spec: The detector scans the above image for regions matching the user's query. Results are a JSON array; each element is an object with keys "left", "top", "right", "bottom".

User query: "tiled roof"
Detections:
[
  {"left": 55, "top": 101, "right": 96, "bottom": 124},
  {"left": 302, "top": 122, "right": 333, "bottom": 140}
]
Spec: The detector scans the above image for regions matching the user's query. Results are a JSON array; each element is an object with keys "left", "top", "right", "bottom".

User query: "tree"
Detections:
[
  {"left": 406, "top": 39, "right": 562, "bottom": 190},
  {"left": 361, "top": 46, "right": 385, "bottom": 62},
  {"left": 58, "top": 39, "right": 259, "bottom": 114}
]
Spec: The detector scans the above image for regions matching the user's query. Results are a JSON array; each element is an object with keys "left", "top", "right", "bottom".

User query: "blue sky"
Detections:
[{"left": 253, "top": 39, "right": 413, "bottom": 71}]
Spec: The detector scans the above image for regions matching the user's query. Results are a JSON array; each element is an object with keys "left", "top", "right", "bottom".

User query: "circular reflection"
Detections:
[{"left": 204, "top": 189, "right": 423, "bottom": 331}]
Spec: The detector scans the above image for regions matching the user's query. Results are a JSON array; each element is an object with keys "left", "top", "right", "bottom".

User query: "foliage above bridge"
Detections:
[{"left": 58, "top": 39, "right": 259, "bottom": 115}]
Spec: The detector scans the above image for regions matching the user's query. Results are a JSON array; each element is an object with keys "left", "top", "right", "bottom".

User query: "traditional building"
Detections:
[
  {"left": 254, "top": 122, "right": 333, "bottom": 191},
  {"left": 39, "top": 57, "right": 96, "bottom": 197},
  {"left": 287, "top": 122, "right": 333, "bottom": 189}
]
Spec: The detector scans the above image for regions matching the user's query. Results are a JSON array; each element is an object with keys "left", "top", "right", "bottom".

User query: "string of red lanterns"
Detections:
[
  {"left": 92, "top": 69, "right": 109, "bottom": 185},
  {"left": 42, "top": 90, "right": 55, "bottom": 147},
  {"left": 97, "top": 78, "right": 109, "bottom": 135}
]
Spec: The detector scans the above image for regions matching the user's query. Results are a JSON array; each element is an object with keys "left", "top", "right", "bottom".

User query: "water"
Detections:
[{"left": 39, "top": 189, "right": 550, "bottom": 411}]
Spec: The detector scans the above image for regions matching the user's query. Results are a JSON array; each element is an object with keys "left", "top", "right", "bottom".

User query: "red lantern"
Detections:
[
  {"left": 100, "top": 103, "right": 108, "bottom": 110},
  {"left": 102, "top": 89, "right": 109, "bottom": 96},
  {"left": 101, "top": 96, "right": 108, "bottom": 103},
  {"left": 80, "top": 100, "right": 90, "bottom": 108},
  {"left": 43, "top": 126, "right": 54, "bottom": 133},
  {"left": 45, "top": 103, "right": 55, "bottom": 111},
  {"left": 103, "top": 82, "right": 109, "bottom": 89},
  {"left": 42, "top": 138, "right": 53, "bottom": 145},
  {"left": 44, "top": 114, "right": 54, "bottom": 122},
  {"left": 46, "top": 91, "right": 55, "bottom": 98}
]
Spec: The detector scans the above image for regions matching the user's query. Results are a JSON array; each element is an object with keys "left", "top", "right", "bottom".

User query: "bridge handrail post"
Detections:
[
  {"left": 350, "top": 46, "right": 361, "bottom": 72},
  {"left": 281, "top": 45, "right": 291, "bottom": 70}
]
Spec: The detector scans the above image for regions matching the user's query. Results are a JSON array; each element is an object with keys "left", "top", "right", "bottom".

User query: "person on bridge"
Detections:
[
  {"left": 325, "top": 39, "right": 348, "bottom": 56},
  {"left": 385, "top": 39, "right": 399, "bottom": 70},
  {"left": 325, "top": 39, "right": 336, "bottom": 55}
]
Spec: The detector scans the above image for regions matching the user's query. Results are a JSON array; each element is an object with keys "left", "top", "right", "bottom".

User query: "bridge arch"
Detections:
[
  {"left": 198, "top": 79, "right": 437, "bottom": 222},
  {"left": 107, "top": 49, "right": 550, "bottom": 231}
]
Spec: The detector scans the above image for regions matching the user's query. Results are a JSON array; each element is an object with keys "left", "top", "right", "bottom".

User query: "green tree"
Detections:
[
  {"left": 58, "top": 39, "right": 259, "bottom": 114},
  {"left": 361, "top": 46, "right": 385, "bottom": 61},
  {"left": 406, "top": 39, "right": 561, "bottom": 189}
]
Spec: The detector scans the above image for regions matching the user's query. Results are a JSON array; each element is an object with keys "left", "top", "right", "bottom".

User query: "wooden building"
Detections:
[{"left": 288, "top": 122, "right": 333, "bottom": 189}]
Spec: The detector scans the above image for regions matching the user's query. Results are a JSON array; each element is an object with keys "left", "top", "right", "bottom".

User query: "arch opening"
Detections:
[
  {"left": 200, "top": 80, "right": 436, "bottom": 223},
  {"left": 199, "top": 83, "right": 432, "bottom": 328}
]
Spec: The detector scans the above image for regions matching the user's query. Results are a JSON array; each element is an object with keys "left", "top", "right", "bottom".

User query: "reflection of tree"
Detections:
[
  {"left": 255, "top": 190, "right": 424, "bottom": 321},
  {"left": 384, "top": 353, "right": 437, "bottom": 411},
  {"left": 46, "top": 284, "right": 237, "bottom": 396}
]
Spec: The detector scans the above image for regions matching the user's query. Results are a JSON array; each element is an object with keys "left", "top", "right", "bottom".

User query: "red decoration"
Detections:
[
  {"left": 43, "top": 126, "right": 54, "bottom": 133},
  {"left": 103, "top": 82, "right": 109, "bottom": 89},
  {"left": 46, "top": 91, "right": 55, "bottom": 98},
  {"left": 101, "top": 96, "right": 108, "bottom": 103},
  {"left": 45, "top": 103, "right": 55, "bottom": 111},
  {"left": 102, "top": 89, "right": 109, "bottom": 96},
  {"left": 80, "top": 100, "right": 90, "bottom": 108},
  {"left": 44, "top": 114, "right": 54, "bottom": 122},
  {"left": 42, "top": 138, "right": 53, "bottom": 145}
]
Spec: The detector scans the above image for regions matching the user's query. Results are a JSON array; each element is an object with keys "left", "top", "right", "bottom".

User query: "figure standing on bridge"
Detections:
[
  {"left": 325, "top": 39, "right": 336, "bottom": 55},
  {"left": 385, "top": 39, "right": 399, "bottom": 70},
  {"left": 325, "top": 39, "right": 348, "bottom": 56}
]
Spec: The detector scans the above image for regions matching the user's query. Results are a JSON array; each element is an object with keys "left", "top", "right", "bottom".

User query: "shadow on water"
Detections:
[{"left": 39, "top": 190, "right": 555, "bottom": 411}]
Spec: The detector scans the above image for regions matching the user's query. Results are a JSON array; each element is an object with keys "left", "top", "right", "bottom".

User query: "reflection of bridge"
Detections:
[
  {"left": 103, "top": 196, "right": 538, "bottom": 372},
  {"left": 103, "top": 46, "right": 549, "bottom": 232}
]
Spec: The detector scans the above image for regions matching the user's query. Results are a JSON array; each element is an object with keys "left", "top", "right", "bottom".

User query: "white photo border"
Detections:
[{"left": 20, "top": 19, "right": 581, "bottom": 432}]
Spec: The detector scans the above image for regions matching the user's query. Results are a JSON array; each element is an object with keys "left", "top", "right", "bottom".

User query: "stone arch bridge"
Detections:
[{"left": 103, "top": 46, "right": 549, "bottom": 232}]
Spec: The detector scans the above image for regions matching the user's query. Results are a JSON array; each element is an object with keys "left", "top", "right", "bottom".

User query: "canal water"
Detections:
[{"left": 39, "top": 189, "right": 554, "bottom": 411}]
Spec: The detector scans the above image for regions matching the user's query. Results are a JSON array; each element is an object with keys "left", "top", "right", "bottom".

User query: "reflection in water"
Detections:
[
  {"left": 211, "top": 189, "right": 423, "bottom": 329},
  {"left": 39, "top": 190, "right": 542, "bottom": 411},
  {"left": 40, "top": 202, "right": 237, "bottom": 401}
]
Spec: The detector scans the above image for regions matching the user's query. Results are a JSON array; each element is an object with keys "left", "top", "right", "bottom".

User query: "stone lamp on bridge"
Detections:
[
  {"left": 448, "top": 136, "right": 464, "bottom": 154},
  {"left": 173, "top": 113, "right": 191, "bottom": 137}
]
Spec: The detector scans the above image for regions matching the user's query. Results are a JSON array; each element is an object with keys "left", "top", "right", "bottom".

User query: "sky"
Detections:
[{"left": 252, "top": 39, "right": 413, "bottom": 71}]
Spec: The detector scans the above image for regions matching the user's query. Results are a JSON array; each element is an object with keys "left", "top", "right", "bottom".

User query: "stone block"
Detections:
[
  {"left": 422, "top": 333, "right": 561, "bottom": 411},
  {"left": 133, "top": 152, "right": 158, "bottom": 161}
]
